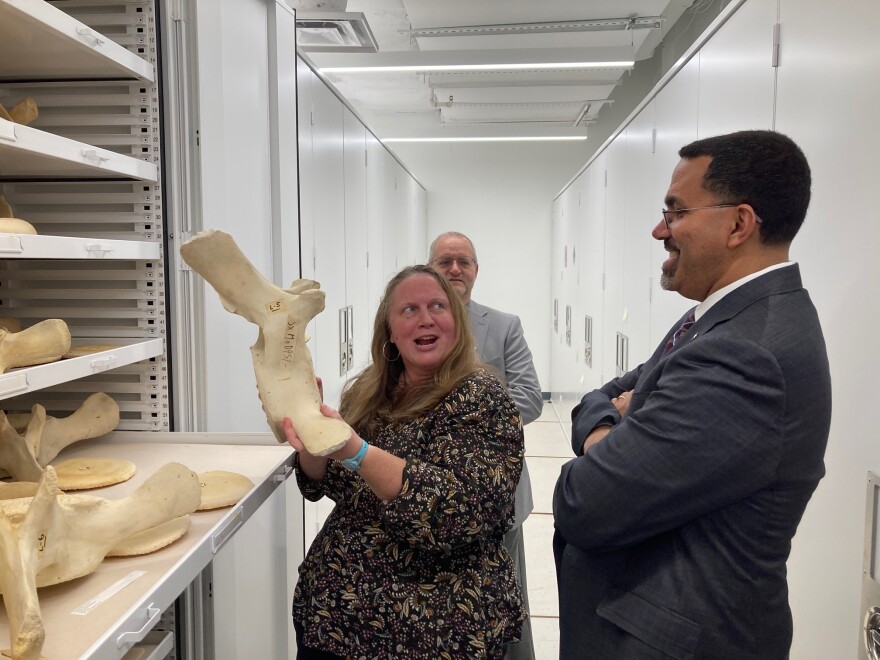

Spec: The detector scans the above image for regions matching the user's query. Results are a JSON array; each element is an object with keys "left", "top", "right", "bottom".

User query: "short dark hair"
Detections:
[{"left": 679, "top": 130, "right": 811, "bottom": 245}]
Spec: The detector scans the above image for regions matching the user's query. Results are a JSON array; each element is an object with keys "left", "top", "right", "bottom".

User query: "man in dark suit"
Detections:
[
  {"left": 553, "top": 130, "right": 831, "bottom": 659},
  {"left": 430, "top": 231, "right": 543, "bottom": 660}
]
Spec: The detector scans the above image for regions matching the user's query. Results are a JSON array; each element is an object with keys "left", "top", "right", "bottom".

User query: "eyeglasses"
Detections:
[
  {"left": 431, "top": 256, "right": 476, "bottom": 269},
  {"left": 661, "top": 204, "right": 739, "bottom": 230}
]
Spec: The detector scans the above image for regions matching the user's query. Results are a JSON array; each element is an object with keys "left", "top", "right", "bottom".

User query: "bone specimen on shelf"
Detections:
[
  {"left": 52, "top": 457, "right": 136, "bottom": 491},
  {"left": 0, "top": 320, "right": 71, "bottom": 374},
  {"left": 106, "top": 515, "right": 191, "bottom": 557},
  {"left": 197, "top": 470, "right": 254, "bottom": 510},
  {"left": 6, "top": 393, "right": 120, "bottom": 467},
  {"left": 0, "top": 98, "right": 38, "bottom": 126},
  {"left": 0, "top": 463, "right": 202, "bottom": 659},
  {"left": 0, "top": 411, "right": 44, "bottom": 483},
  {"left": 0, "top": 196, "right": 37, "bottom": 236},
  {"left": 0, "top": 482, "right": 38, "bottom": 500},
  {"left": 180, "top": 229, "right": 352, "bottom": 456}
]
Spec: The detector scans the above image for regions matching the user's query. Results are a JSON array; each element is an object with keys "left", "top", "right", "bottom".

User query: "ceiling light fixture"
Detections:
[
  {"left": 383, "top": 136, "right": 588, "bottom": 143},
  {"left": 321, "top": 61, "right": 634, "bottom": 74},
  {"left": 402, "top": 17, "right": 664, "bottom": 38}
]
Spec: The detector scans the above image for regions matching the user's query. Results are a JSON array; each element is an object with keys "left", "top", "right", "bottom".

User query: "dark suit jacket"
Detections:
[
  {"left": 553, "top": 264, "right": 831, "bottom": 659},
  {"left": 469, "top": 300, "right": 543, "bottom": 527}
]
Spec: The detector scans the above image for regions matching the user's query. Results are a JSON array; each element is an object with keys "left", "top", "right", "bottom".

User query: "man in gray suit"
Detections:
[
  {"left": 430, "top": 231, "right": 542, "bottom": 660},
  {"left": 554, "top": 131, "right": 831, "bottom": 659}
]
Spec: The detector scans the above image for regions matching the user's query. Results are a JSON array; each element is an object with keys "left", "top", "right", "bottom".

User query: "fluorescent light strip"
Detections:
[
  {"left": 384, "top": 136, "right": 588, "bottom": 143},
  {"left": 322, "top": 61, "right": 634, "bottom": 74}
]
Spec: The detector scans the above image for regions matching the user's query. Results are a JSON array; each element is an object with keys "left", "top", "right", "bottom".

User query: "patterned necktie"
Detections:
[{"left": 662, "top": 311, "right": 696, "bottom": 356}]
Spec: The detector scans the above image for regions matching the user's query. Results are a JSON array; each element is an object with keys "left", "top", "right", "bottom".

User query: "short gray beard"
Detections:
[{"left": 660, "top": 270, "right": 673, "bottom": 291}]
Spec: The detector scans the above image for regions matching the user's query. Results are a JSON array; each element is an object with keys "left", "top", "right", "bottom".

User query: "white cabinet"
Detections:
[
  {"left": 296, "top": 57, "right": 427, "bottom": 550},
  {"left": 620, "top": 105, "right": 656, "bottom": 363},
  {"left": 649, "top": 55, "right": 700, "bottom": 348},
  {"left": 576, "top": 151, "right": 607, "bottom": 392}
]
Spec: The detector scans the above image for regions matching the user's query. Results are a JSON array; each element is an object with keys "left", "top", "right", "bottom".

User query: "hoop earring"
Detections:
[{"left": 382, "top": 341, "right": 400, "bottom": 362}]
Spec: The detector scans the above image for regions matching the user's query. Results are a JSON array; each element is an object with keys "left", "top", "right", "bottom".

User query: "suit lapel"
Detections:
[{"left": 468, "top": 301, "right": 490, "bottom": 355}]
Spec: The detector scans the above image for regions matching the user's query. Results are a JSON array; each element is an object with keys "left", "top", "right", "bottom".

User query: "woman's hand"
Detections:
[{"left": 281, "top": 402, "right": 350, "bottom": 481}]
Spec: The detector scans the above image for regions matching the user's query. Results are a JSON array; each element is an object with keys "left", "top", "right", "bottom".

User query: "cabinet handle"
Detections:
[
  {"left": 76, "top": 26, "right": 106, "bottom": 47},
  {"left": 81, "top": 149, "right": 110, "bottom": 164},
  {"left": 85, "top": 243, "right": 114, "bottom": 256},
  {"left": 0, "top": 120, "right": 15, "bottom": 142},
  {"left": 116, "top": 603, "right": 161, "bottom": 647},
  {"left": 273, "top": 465, "right": 293, "bottom": 483},
  {"left": 90, "top": 355, "right": 118, "bottom": 372},
  {"left": 0, "top": 235, "right": 23, "bottom": 253},
  {"left": 0, "top": 372, "right": 29, "bottom": 397}
]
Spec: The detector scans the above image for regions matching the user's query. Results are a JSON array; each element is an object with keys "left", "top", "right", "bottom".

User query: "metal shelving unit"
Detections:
[{"left": 0, "top": 0, "right": 168, "bottom": 431}]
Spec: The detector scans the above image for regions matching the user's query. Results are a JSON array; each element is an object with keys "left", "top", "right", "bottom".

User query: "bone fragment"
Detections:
[
  {"left": 180, "top": 229, "right": 351, "bottom": 455},
  {"left": 0, "top": 320, "right": 71, "bottom": 374}
]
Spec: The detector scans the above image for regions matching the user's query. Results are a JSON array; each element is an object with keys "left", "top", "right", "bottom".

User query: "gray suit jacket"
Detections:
[
  {"left": 553, "top": 265, "right": 831, "bottom": 659},
  {"left": 469, "top": 300, "right": 543, "bottom": 527}
]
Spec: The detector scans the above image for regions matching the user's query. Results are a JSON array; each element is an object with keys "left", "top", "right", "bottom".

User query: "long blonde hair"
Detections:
[{"left": 340, "top": 265, "right": 478, "bottom": 434}]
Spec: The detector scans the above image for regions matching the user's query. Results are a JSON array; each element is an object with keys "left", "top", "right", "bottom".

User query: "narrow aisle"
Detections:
[{"left": 522, "top": 400, "right": 576, "bottom": 659}]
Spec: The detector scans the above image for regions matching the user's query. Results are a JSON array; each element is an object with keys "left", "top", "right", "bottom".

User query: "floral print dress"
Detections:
[{"left": 293, "top": 369, "right": 525, "bottom": 659}]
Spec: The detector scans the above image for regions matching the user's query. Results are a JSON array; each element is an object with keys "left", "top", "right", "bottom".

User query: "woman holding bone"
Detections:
[{"left": 280, "top": 265, "right": 525, "bottom": 659}]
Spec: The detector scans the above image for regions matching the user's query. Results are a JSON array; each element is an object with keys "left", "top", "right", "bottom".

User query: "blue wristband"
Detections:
[{"left": 339, "top": 438, "right": 368, "bottom": 472}]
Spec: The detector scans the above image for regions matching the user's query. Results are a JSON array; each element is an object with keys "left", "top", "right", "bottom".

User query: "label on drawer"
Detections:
[{"left": 72, "top": 570, "right": 147, "bottom": 615}]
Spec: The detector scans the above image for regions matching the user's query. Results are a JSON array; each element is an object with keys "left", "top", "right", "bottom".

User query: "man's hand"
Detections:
[
  {"left": 582, "top": 425, "right": 612, "bottom": 454},
  {"left": 613, "top": 389, "right": 634, "bottom": 417}
]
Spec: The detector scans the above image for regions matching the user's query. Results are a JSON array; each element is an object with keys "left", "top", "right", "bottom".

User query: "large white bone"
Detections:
[
  {"left": 180, "top": 230, "right": 351, "bottom": 456},
  {"left": 0, "top": 320, "right": 70, "bottom": 374}
]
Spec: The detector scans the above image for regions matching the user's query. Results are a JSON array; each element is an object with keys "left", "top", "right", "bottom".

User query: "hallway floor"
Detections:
[{"left": 523, "top": 399, "right": 576, "bottom": 659}]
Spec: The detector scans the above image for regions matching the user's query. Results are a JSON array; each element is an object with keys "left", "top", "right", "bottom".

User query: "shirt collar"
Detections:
[{"left": 695, "top": 261, "right": 795, "bottom": 321}]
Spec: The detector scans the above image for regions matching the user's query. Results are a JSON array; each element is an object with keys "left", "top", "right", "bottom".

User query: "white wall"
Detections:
[
  {"left": 774, "top": 1, "right": 880, "bottom": 657},
  {"left": 390, "top": 141, "right": 589, "bottom": 392}
]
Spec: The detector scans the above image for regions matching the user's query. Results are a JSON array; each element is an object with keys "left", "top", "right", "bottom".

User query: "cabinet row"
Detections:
[
  {"left": 548, "top": 0, "right": 776, "bottom": 397},
  {"left": 1, "top": 0, "right": 168, "bottom": 430}
]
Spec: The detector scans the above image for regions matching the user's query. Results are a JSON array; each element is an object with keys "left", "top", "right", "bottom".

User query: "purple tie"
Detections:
[{"left": 662, "top": 311, "right": 696, "bottom": 356}]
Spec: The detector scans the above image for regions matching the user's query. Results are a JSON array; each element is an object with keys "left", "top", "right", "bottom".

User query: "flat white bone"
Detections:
[{"left": 180, "top": 230, "right": 351, "bottom": 456}]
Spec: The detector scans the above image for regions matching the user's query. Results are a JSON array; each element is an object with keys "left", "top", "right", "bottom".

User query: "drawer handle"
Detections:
[
  {"left": 116, "top": 603, "right": 161, "bottom": 647},
  {"left": 0, "top": 372, "right": 29, "bottom": 397},
  {"left": 81, "top": 149, "right": 110, "bottom": 164},
  {"left": 90, "top": 355, "right": 118, "bottom": 372},
  {"left": 76, "top": 26, "right": 106, "bottom": 47}
]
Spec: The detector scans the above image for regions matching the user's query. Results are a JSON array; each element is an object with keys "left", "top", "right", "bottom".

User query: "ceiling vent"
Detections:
[{"left": 296, "top": 12, "right": 379, "bottom": 53}]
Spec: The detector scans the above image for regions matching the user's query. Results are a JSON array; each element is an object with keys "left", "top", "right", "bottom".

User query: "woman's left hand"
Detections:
[{"left": 280, "top": 403, "right": 355, "bottom": 459}]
